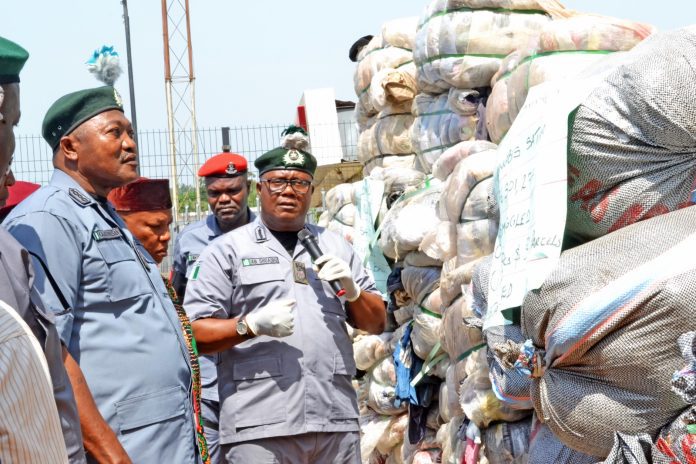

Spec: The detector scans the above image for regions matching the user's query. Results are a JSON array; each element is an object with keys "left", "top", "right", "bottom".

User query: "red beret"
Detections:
[
  {"left": 0, "top": 181, "right": 40, "bottom": 217},
  {"left": 108, "top": 177, "right": 172, "bottom": 212},
  {"left": 198, "top": 152, "right": 248, "bottom": 178}
]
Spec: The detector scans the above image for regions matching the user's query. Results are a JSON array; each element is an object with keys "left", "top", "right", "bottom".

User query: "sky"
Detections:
[{"left": 4, "top": 0, "right": 692, "bottom": 139}]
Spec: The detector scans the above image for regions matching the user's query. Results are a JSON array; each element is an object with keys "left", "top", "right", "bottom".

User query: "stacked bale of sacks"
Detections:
[
  {"left": 486, "top": 14, "right": 655, "bottom": 143},
  {"left": 410, "top": 0, "right": 565, "bottom": 172},
  {"left": 355, "top": 18, "right": 422, "bottom": 174},
  {"left": 317, "top": 183, "right": 358, "bottom": 243}
]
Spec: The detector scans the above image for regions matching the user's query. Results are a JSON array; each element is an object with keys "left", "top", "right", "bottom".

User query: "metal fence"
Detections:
[{"left": 13, "top": 121, "right": 360, "bottom": 272}]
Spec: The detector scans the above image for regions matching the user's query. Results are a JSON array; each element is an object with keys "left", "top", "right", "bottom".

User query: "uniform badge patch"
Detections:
[
  {"left": 190, "top": 263, "right": 201, "bottom": 280},
  {"left": 242, "top": 257, "right": 280, "bottom": 267},
  {"left": 225, "top": 162, "right": 237, "bottom": 175},
  {"left": 187, "top": 254, "right": 200, "bottom": 263},
  {"left": 282, "top": 150, "right": 305, "bottom": 166},
  {"left": 93, "top": 228, "right": 122, "bottom": 241},
  {"left": 69, "top": 188, "right": 91, "bottom": 206},
  {"left": 293, "top": 260, "right": 308, "bottom": 285}
]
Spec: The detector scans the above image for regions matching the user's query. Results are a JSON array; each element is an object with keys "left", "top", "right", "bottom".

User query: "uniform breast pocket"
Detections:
[
  {"left": 238, "top": 264, "right": 286, "bottom": 289},
  {"left": 231, "top": 357, "right": 286, "bottom": 429},
  {"left": 96, "top": 239, "right": 151, "bottom": 302}
]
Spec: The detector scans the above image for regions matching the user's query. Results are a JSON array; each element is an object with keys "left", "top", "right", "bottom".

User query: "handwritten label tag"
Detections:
[{"left": 485, "top": 80, "right": 597, "bottom": 330}]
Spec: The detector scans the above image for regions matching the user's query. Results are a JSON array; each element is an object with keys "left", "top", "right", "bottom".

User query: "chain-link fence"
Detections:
[{"left": 13, "top": 121, "right": 360, "bottom": 272}]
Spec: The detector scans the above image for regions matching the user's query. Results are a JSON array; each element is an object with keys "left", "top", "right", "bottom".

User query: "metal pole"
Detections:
[
  {"left": 121, "top": 0, "right": 139, "bottom": 168},
  {"left": 161, "top": 0, "right": 179, "bottom": 228},
  {"left": 184, "top": 0, "right": 202, "bottom": 221}
]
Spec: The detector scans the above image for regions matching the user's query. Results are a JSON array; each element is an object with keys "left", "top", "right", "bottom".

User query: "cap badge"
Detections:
[
  {"left": 283, "top": 149, "right": 305, "bottom": 166},
  {"left": 113, "top": 88, "right": 123, "bottom": 108},
  {"left": 225, "top": 162, "right": 238, "bottom": 175}
]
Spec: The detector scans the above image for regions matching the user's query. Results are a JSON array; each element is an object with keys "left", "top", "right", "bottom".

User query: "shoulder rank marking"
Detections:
[
  {"left": 254, "top": 226, "right": 267, "bottom": 243},
  {"left": 68, "top": 188, "right": 91, "bottom": 206}
]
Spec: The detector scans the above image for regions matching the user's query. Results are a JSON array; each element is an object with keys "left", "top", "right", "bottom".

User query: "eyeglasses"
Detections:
[{"left": 260, "top": 178, "right": 312, "bottom": 194}]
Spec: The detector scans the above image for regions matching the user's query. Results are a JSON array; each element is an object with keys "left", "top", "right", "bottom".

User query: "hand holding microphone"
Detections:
[{"left": 314, "top": 254, "right": 361, "bottom": 302}]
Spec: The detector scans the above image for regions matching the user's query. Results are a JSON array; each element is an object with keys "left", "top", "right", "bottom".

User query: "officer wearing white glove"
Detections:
[
  {"left": 244, "top": 299, "right": 296, "bottom": 337},
  {"left": 314, "top": 254, "right": 361, "bottom": 302}
]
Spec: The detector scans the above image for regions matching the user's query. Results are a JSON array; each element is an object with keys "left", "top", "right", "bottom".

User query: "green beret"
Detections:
[
  {"left": 254, "top": 147, "right": 317, "bottom": 177},
  {"left": 0, "top": 36, "right": 29, "bottom": 84},
  {"left": 42, "top": 85, "right": 124, "bottom": 150}
]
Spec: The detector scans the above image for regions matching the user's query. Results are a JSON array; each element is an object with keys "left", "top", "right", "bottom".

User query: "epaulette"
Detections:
[{"left": 68, "top": 188, "right": 91, "bottom": 207}]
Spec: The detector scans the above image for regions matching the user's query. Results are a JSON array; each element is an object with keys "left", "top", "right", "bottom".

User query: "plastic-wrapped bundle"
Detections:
[
  {"left": 432, "top": 140, "right": 498, "bottom": 181},
  {"left": 459, "top": 348, "right": 529, "bottom": 428},
  {"left": 401, "top": 266, "right": 441, "bottom": 306},
  {"left": 412, "top": 304, "right": 443, "bottom": 360},
  {"left": 354, "top": 333, "right": 393, "bottom": 371},
  {"left": 442, "top": 151, "right": 496, "bottom": 224},
  {"left": 516, "top": 206, "right": 696, "bottom": 457},
  {"left": 370, "top": 67, "right": 418, "bottom": 114},
  {"left": 449, "top": 0, "right": 564, "bottom": 9},
  {"left": 401, "top": 428, "right": 440, "bottom": 464},
  {"left": 325, "top": 183, "right": 354, "bottom": 215},
  {"left": 368, "top": 373, "right": 408, "bottom": 416},
  {"left": 404, "top": 251, "right": 443, "bottom": 268},
  {"left": 372, "top": 357, "right": 397, "bottom": 386},
  {"left": 414, "top": 3, "right": 553, "bottom": 92},
  {"left": 567, "top": 28, "right": 696, "bottom": 243},
  {"left": 355, "top": 31, "right": 415, "bottom": 116},
  {"left": 376, "top": 413, "right": 409, "bottom": 455},
  {"left": 486, "top": 15, "right": 653, "bottom": 143},
  {"left": 419, "top": 220, "right": 457, "bottom": 263},
  {"left": 483, "top": 418, "right": 532, "bottom": 464},
  {"left": 317, "top": 210, "right": 331, "bottom": 227},
  {"left": 358, "top": 125, "right": 378, "bottom": 166},
  {"left": 411, "top": 90, "right": 487, "bottom": 172},
  {"left": 377, "top": 167, "right": 426, "bottom": 196},
  {"left": 374, "top": 110, "right": 416, "bottom": 158},
  {"left": 439, "top": 257, "right": 484, "bottom": 307},
  {"left": 438, "top": 416, "right": 466, "bottom": 464},
  {"left": 361, "top": 412, "right": 394, "bottom": 463},
  {"left": 379, "top": 181, "right": 443, "bottom": 259},
  {"left": 382, "top": 17, "right": 420, "bottom": 50},
  {"left": 440, "top": 290, "right": 484, "bottom": 360},
  {"left": 393, "top": 303, "right": 416, "bottom": 326},
  {"left": 439, "top": 364, "right": 464, "bottom": 422},
  {"left": 327, "top": 221, "right": 355, "bottom": 244},
  {"left": 456, "top": 217, "right": 497, "bottom": 268}
]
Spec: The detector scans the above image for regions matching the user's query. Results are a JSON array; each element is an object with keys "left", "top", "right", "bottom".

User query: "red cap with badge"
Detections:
[{"left": 198, "top": 152, "right": 248, "bottom": 178}]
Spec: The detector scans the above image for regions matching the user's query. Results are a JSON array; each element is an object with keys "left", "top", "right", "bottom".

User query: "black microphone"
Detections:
[{"left": 297, "top": 229, "right": 346, "bottom": 297}]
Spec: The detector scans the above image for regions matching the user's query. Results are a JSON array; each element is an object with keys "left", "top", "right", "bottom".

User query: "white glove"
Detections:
[
  {"left": 245, "top": 299, "right": 295, "bottom": 337},
  {"left": 314, "top": 254, "right": 361, "bottom": 302}
]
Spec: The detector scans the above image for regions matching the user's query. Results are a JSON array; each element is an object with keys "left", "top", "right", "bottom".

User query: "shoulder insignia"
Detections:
[
  {"left": 68, "top": 188, "right": 91, "bottom": 206},
  {"left": 254, "top": 226, "right": 267, "bottom": 243},
  {"left": 187, "top": 253, "right": 200, "bottom": 263}
]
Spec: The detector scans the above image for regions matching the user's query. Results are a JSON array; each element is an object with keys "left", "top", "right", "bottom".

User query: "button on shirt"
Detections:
[
  {"left": 184, "top": 216, "right": 380, "bottom": 444},
  {"left": 4, "top": 170, "right": 198, "bottom": 464},
  {"left": 173, "top": 210, "right": 255, "bottom": 402}
]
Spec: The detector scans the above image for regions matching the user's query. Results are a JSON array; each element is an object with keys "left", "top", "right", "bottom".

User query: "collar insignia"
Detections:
[{"left": 283, "top": 150, "right": 305, "bottom": 166}]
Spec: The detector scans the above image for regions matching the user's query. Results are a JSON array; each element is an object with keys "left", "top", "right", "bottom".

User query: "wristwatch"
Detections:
[{"left": 236, "top": 317, "right": 252, "bottom": 337}]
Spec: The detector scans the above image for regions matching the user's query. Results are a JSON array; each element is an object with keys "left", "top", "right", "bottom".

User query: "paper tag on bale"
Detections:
[{"left": 484, "top": 79, "right": 599, "bottom": 330}]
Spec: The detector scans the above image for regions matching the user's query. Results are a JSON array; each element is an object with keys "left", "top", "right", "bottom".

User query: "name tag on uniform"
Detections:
[
  {"left": 293, "top": 261, "right": 308, "bottom": 285},
  {"left": 242, "top": 257, "right": 280, "bottom": 266},
  {"left": 93, "top": 228, "right": 123, "bottom": 241}
]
